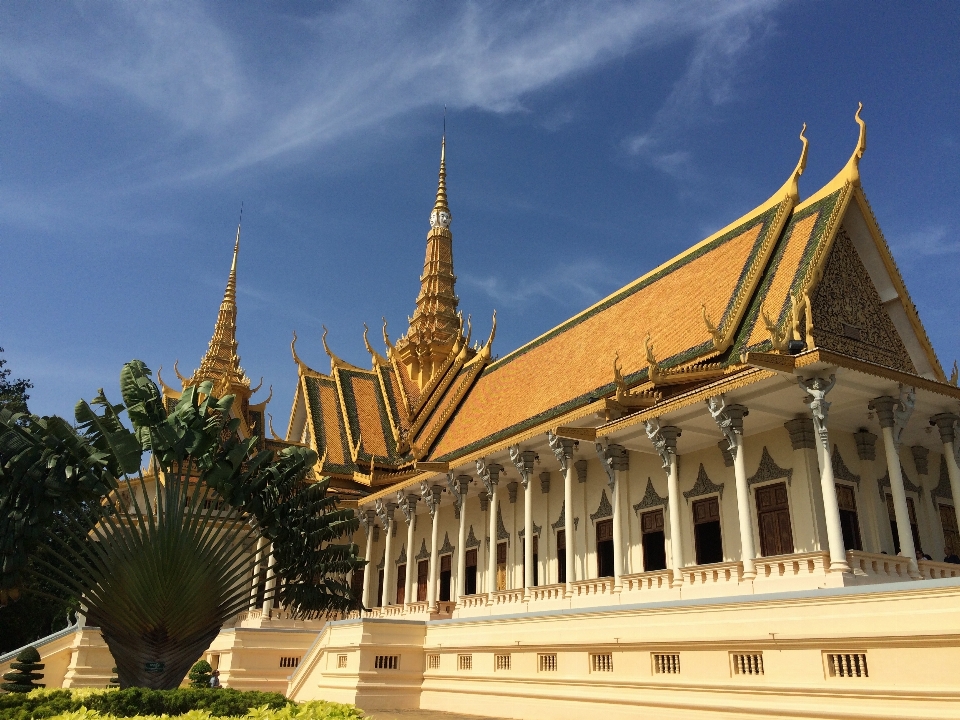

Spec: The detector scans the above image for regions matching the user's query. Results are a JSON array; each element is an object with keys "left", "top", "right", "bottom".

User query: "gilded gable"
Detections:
[{"left": 810, "top": 228, "right": 915, "bottom": 373}]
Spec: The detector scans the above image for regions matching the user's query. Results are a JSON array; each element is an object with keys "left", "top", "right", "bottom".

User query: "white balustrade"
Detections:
[
  {"left": 846, "top": 550, "right": 914, "bottom": 582},
  {"left": 620, "top": 570, "right": 673, "bottom": 593},
  {"left": 917, "top": 559, "right": 960, "bottom": 579},
  {"left": 571, "top": 578, "right": 615, "bottom": 597}
]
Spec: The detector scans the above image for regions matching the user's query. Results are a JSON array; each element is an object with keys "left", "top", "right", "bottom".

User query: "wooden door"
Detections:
[
  {"left": 940, "top": 504, "right": 959, "bottom": 558},
  {"left": 464, "top": 548, "right": 478, "bottom": 595},
  {"left": 835, "top": 483, "right": 862, "bottom": 551},
  {"left": 417, "top": 559, "right": 428, "bottom": 601},
  {"left": 496, "top": 542, "right": 507, "bottom": 591},
  {"left": 396, "top": 564, "right": 406, "bottom": 604},
  {"left": 755, "top": 483, "right": 794, "bottom": 557},
  {"left": 692, "top": 497, "right": 723, "bottom": 564},
  {"left": 596, "top": 519, "right": 614, "bottom": 577},
  {"left": 640, "top": 509, "right": 667, "bottom": 571}
]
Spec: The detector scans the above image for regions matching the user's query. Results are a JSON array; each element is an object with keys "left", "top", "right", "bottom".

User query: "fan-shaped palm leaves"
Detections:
[{"left": 0, "top": 361, "right": 362, "bottom": 689}]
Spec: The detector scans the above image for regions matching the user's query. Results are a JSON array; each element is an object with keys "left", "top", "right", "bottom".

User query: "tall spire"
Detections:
[
  {"left": 394, "top": 135, "right": 463, "bottom": 390},
  {"left": 187, "top": 217, "right": 250, "bottom": 395}
]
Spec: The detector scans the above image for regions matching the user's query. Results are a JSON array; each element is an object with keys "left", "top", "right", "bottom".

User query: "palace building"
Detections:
[{"left": 6, "top": 107, "right": 960, "bottom": 719}]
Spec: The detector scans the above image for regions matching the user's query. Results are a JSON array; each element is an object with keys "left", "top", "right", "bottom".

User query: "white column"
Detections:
[
  {"left": 646, "top": 421, "right": 684, "bottom": 586},
  {"left": 798, "top": 376, "right": 851, "bottom": 573},
  {"left": 250, "top": 535, "right": 266, "bottom": 605},
  {"left": 548, "top": 432, "right": 576, "bottom": 597},
  {"left": 477, "top": 460, "right": 503, "bottom": 602},
  {"left": 360, "top": 510, "right": 376, "bottom": 610},
  {"left": 422, "top": 483, "right": 441, "bottom": 611},
  {"left": 261, "top": 544, "right": 276, "bottom": 615},
  {"left": 510, "top": 446, "right": 537, "bottom": 599},
  {"left": 708, "top": 398, "right": 756, "bottom": 579},
  {"left": 399, "top": 492, "right": 417, "bottom": 606},
  {"left": 931, "top": 414, "right": 960, "bottom": 522},
  {"left": 853, "top": 429, "right": 883, "bottom": 553},
  {"left": 870, "top": 393, "right": 921, "bottom": 578},
  {"left": 454, "top": 475, "right": 470, "bottom": 601},
  {"left": 379, "top": 501, "right": 397, "bottom": 605}
]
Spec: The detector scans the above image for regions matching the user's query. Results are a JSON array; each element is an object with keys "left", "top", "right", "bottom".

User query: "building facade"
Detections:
[{"left": 6, "top": 109, "right": 960, "bottom": 718}]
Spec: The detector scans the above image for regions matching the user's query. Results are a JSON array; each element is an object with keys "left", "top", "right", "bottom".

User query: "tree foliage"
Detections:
[
  {"left": 0, "top": 347, "right": 32, "bottom": 417},
  {"left": 187, "top": 661, "right": 212, "bottom": 689},
  {"left": 0, "top": 361, "right": 363, "bottom": 689},
  {"left": 1, "top": 646, "right": 45, "bottom": 693}
]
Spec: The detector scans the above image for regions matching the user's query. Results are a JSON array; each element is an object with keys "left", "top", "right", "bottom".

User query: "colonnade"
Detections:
[{"left": 351, "top": 378, "right": 952, "bottom": 609}]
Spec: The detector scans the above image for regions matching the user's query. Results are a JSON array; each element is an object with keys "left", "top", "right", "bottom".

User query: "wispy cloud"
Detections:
[
  {"left": 462, "top": 257, "right": 625, "bottom": 310},
  {"left": 894, "top": 225, "right": 960, "bottom": 257},
  {"left": 1, "top": 0, "right": 777, "bottom": 185},
  {"left": 624, "top": 5, "right": 776, "bottom": 179}
]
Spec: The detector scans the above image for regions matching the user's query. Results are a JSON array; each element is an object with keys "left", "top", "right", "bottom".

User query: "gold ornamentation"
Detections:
[
  {"left": 951, "top": 361, "right": 958, "bottom": 387},
  {"left": 645, "top": 334, "right": 661, "bottom": 384},
  {"left": 761, "top": 310, "right": 788, "bottom": 353},
  {"left": 702, "top": 305, "right": 721, "bottom": 349}
]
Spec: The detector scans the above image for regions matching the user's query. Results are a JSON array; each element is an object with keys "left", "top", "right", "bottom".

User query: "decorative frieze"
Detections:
[
  {"left": 590, "top": 489, "right": 613, "bottom": 521},
  {"left": 551, "top": 501, "right": 580, "bottom": 531},
  {"left": 931, "top": 455, "right": 954, "bottom": 506},
  {"left": 416, "top": 539, "right": 430, "bottom": 561},
  {"left": 683, "top": 464, "right": 724, "bottom": 503},
  {"left": 496, "top": 503, "right": 509, "bottom": 541},
  {"left": 784, "top": 416, "right": 816, "bottom": 451},
  {"left": 465, "top": 525, "right": 481, "bottom": 549},
  {"left": 633, "top": 477, "right": 668, "bottom": 513},
  {"left": 831, "top": 446, "right": 860, "bottom": 488},
  {"left": 517, "top": 523, "right": 542, "bottom": 540},
  {"left": 878, "top": 464, "right": 923, "bottom": 499},
  {"left": 395, "top": 544, "right": 407, "bottom": 566},
  {"left": 439, "top": 532, "right": 455, "bottom": 556},
  {"left": 747, "top": 447, "right": 793, "bottom": 487}
]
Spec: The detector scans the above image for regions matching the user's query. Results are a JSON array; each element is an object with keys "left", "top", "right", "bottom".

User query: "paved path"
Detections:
[{"left": 365, "top": 710, "right": 508, "bottom": 720}]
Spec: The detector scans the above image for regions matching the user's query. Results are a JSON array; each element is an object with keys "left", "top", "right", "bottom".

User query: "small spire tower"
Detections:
[
  {"left": 186, "top": 220, "right": 251, "bottom": 399},
  {"left": 394, "top": 136, "right": 465, "bottom": 389}
]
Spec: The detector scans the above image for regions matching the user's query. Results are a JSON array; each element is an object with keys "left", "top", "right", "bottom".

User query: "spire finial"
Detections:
[{"left": 842, "top": 102, "right": 867, "bottom": 185}]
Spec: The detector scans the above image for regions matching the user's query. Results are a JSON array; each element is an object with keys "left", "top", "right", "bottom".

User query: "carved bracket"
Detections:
[
  {"left": 547, "top": 430, "right": 574, "bottom": 472},
  {"left": 509, "top": 445, "right": 536, "bottom": 489},
  {"left": 799, "top": 375, "right": 836, "bottom": 450}
]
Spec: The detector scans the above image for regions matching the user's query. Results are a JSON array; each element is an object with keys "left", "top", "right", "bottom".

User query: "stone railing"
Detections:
[
  {"left": 236, "top": 609, "right": 263, "bottom": 623},
  {"left": 679, "top": 560, "right": 742, "bottom": 587},
  {"left": 846, "top": 550, "right": 913, "bottom": 581},
  {"left": 754, "top": 551, "right": 830, "bottom": 580},
  {"left": 490, "top": 589, "right": 525, "bottom": 606},
  {"left": 621, "top": 569, "right": 673, "bottom": 593},
  {"left": 459, "top": 594, "right": 487, "bottom": 609},
  {"left": 530, "top": 584, "right": 564, "bottom": 602},
  {"left": 405, "top": 601, "right": 431, "bottom": 615},
  {"left": 571, "top": 577, "right": 615, "bottom": 597},
  {"left": 918, "top": 559, "right": 960, "bottom": 579}
]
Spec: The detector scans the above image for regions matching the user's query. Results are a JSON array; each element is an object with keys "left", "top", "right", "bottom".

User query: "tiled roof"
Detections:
[
  {"left": 303, "top": 375, "right": 357, "bottom": 476},
  {"left": 334, "top": 366, "right": 409, "bottom": 468},
  {"left": 430, "top": 199, "right": 791, "bottom": 462}
]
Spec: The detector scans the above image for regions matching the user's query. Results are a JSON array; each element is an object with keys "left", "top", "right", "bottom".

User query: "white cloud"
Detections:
[
  {"left": 624, "top": 4, "right": 776, "bottom": 178},
  {"left": 895, "top": 225, "right": 960, "bottom": 257},
  {"left": 0, "top": 0, "right": 779, "bottom": 183},
  {"left": 462, "top": 257, "right": 624, "bottom": 310}
]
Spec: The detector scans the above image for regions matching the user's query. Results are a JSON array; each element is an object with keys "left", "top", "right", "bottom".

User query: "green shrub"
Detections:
[
  {"left": 187, "top": 662, "right": 212, "bottom": 689},
  {"left": 0, "top": 687, "right": 295, "bottom": 718},
  {"left": 1, "top": 646, "right": 45, "bottom": 693}
]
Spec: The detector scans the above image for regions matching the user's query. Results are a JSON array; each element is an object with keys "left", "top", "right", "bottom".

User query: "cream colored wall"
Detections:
[{"left": 291, "top": 579, "right": 960, "bottom": 719}]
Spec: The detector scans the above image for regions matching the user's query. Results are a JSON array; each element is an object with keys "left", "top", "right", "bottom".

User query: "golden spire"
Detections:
[
  {"left": 187, "top": 218, "right": 250, "bottom": 395},
  {"left": 394, "top": 135, "right": 463, "bottom": 390}
]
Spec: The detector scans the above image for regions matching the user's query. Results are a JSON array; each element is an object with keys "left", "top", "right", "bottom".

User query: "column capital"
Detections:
[
  {"left": 645, "top": 419, "right": 681, "bottom": 470},
  {"left": 784, "top": 416, "right": 816, "bottom": 450},
  {"left": 397, "top": 491, "right": 418, "bottom": 523},
  {"left": 574, "top": 458, "right": 588, "bottom": 483},
  {"left": 930, "top": 412, "right": 960, "bottom": 445},
  {"left": 509, "top": 445, "right": 537, "bottom": 489},
  {"left": 868, "top": 395, "right": 900, "bottom": 428},
  {"left": 547, "top": 430, "right": 575, "bottom": 471},
  {"left": 539, "top": 471, "right": 551, "bottom": 494},
  {"left": 594, "top": 443, "right": 626, "bottom": 490},
  {"left": 476, "top": 458, "right": 503, "bottom": 495},
  {"left": 359, "top": 509, "right": 377, "bottom": 535},
  {"left": 420, "top": 481, "right": 442, "bottom": 517},
  {"left": 507, "top": 481, "right": 519, "bottom": 504},
  {"left": 853, "top": 428, "right": 878, "bottom": 461},
  {"left": 707, "top": 395, "right": 748, "bottom": 454},
  {"left": 375, "top": 499, "right": 396, "bottom": 527}
]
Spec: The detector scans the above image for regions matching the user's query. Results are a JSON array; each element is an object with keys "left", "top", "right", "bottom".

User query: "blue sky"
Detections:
[{"left": 2, "top": 1, "right": 959, "bottom": 424}]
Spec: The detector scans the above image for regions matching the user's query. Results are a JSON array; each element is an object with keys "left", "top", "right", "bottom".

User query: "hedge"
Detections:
[{"left": 0, "top": 688, "right": 360, "bottom": 720}]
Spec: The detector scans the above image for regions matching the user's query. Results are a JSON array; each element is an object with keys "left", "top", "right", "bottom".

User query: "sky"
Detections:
[{"left": 2, "top": 1, "right": 959, "bottom": 426}]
